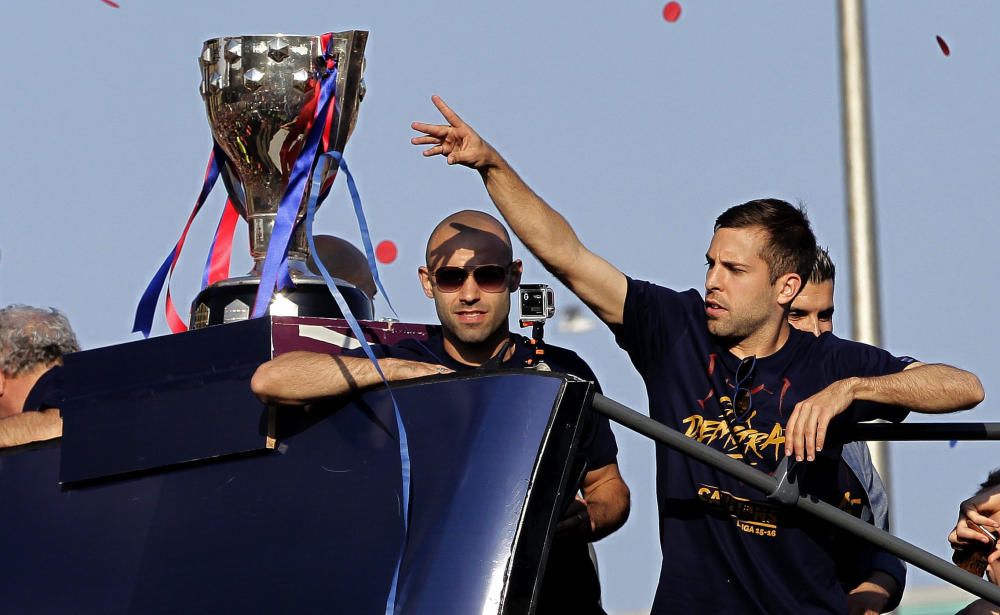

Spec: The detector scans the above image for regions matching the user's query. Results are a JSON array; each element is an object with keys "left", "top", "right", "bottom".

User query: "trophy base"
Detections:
[{"left": 189, "top": 277, "right": 374, "bottom": 330}]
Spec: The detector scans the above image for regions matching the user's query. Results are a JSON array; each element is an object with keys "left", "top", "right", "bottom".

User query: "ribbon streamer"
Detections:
[
  {"left": 202, "top": 198, "right": 241, "bottom": 288},
  {"left": 251, "top": 38, "right": 339, "bottom": 318},
  {"left": 304, "top": 152, "right": 410, "bottom": 615},
  {"left": 133, "top": 139, "right": 244, "bottom": 337},
  {"left": 132, "top": 152, "right": 221, "bottom": 337},
  {"left": 320, "top": 152, "right": 399, "bottom": 319}
]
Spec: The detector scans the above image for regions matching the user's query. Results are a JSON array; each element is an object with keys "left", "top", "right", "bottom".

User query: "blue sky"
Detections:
[{"left": 1, "top": 1, "right": 997, "bottom": 611}]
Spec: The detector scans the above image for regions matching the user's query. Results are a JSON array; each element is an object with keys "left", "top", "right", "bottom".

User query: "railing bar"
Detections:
[
  {"left": 591, "top": 393, "right": 1000, "bottom": 605},
  {"left": 849, "top": 422, "right": 1000, "bottom": 441}
]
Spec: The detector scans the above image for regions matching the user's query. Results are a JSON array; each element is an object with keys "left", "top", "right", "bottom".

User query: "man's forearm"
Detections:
[
  {"left": 252, "top": 352, "right": 424, "bottom": 405},
  {"left": 850, "top": 363, "right": 984, "bottom": 413},
  {"left": 252, "top": 352, "right": 385, "bottom": 404},
  {"left": 0, "top": 409, "right": 62, "bottom": 448},
  {"left": 585, "top": 482, "right": 630, "bottom": 541},
  {"left": 581, "top": 465, "right": 631, "bottom": 541},
  {"left": 848, "top": 571, "right": 898, "bottom": 614},
  {"left": 478, "top": 157, "right": 586, "bottom": 279},
  {"left": 478, "top": 158, "right": 628, "bottom": 324}
]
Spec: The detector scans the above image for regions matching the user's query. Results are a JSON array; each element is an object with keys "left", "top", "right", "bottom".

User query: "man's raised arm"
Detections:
[
  {"left": 412, "top": 95, "right": 628, "bottom": 326},
  {"left": 251, "top": 351, "right": 450, "bottom": 406}
]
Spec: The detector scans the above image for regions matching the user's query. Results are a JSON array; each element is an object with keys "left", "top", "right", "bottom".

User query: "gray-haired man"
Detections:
[{"left": 0, "top": 305, "right": 80, "bottom": 447}]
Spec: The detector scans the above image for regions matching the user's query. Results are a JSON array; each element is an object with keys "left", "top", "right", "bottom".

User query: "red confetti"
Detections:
[
  {"left": 936, "top": 35, "right": 950, "bottom": 56},
  {"left": 101, "top": 0, "right": 120, "bottom": 6},
  {"left": 375, "top": 240, "right": 397, "bottom": 265},
  {"left": 662, "top": 2, "right": 682, "bottom": 23}
]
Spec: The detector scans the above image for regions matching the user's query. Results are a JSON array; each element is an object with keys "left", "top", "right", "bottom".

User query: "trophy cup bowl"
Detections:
[{"left": 190, "top": 32, "right": 373, "bottom": 329}]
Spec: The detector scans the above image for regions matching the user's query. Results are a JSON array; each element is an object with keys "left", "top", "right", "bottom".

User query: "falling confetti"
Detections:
[
  {"left": 375, "top": 240, "right": 398, "bottom": 264},
  {"left": 101, "top": 0, "right": 121, "bottom": 7},
  {"left": 662, "top": 2, "right": 682, "bottom": 23},
  {"left": 936, "top": 35, "right": 950, "bottom": 56}
]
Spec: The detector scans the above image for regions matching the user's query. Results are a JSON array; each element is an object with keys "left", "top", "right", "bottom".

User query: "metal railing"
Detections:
[
  {"left": 849, "top": 422, "right": 1000, "bottom": 441},
  {"left": 591, "top": 393, "right": 1000, "bottom": 605}
]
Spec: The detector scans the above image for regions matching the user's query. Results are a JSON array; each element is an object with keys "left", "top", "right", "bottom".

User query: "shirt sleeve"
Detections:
[
  {"left": 21, "top": 366, "right": 62, "bottom": 412},
  {"left": 826, "top": 337, "right": 918, "bottom": 423},
  {"left": 581, "top": 362, "right": 618, "bottom": 471},
  {"left": 546, "top": 347, "right": 619, "bottom": 471},
  {"left": 584, "top": 414, "right": 619, "bottom": 472},
  {"left": 828, "top": 337, "right": 917, "bottom": 381},
  {"left": 870, "top": 550, "right": 907, "bottom": 609},
  {"left": 842, "top": 542, "right": 906, "bottom": 611},
  {"left": 614, "top": 278, "right": 700, "bottom": 377}
]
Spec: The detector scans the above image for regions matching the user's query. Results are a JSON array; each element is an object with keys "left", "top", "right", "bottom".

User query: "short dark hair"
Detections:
[
  {"left": 979, "top": 469, "right": 1000, "bottom": 494},
  {"left": 715, "top": 198, "right": 817, "bottom": 284},
  {"left": 810, "top": 246, "right": 836, "bottom": 285}
]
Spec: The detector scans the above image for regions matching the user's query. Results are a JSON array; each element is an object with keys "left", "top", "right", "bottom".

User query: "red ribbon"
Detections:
[
  {"left": 162, "top": 153, "right": 220, "bottom": 334},
  {"left": 206, "top": 198, "right": 240, "bottom": 286}
]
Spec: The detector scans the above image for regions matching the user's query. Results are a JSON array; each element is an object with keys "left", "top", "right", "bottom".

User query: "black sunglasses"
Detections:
[
  {"left": 732, "top": 355, "right": 757, "bottom": 422},
  {"left": 432, "top": 264, "right": 511, "bottom": 293}
]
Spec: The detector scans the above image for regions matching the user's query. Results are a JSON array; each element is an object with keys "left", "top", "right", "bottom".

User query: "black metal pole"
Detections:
[
  {"left": 591, "top": 393, "right": 1000, "bottom": 605},
  {"left": 849, "top": 422, "right": 1000, "bottom": 441}
]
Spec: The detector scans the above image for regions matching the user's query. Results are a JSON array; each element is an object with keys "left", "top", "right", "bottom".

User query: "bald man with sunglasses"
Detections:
[{"left": 253, "top": 210, "right": 630, "bottom": 614}]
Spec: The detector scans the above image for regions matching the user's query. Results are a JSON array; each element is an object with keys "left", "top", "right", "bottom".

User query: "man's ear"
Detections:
[
  {"left": 508, "top": 259, "right": 523, "bottom": 291},
  {"left": 418, "top": 266, "right": 434, "bottom": 299},
  {"left": 776, "top": 273, "right": 802, "bottom": 307}
]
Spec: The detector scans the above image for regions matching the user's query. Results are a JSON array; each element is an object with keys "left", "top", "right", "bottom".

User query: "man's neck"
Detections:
[
  {"left": 441, "top": 329, "right": 514, "bottom": 367},
  {"left": 726, "top": 319, "right": 792, "bottom": 360}
]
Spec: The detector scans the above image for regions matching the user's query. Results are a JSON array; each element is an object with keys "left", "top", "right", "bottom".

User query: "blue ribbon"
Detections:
[
  {"left": 132, "top": 152, "right": 222, "bottom": 337},
  {"left": 304, "top": 152, "right": 411, "bottom": 614},
  {"left": 132, "top": 248, "right": 176, "bottom": 338},
  {"left": 252, "top": 52, "right": 339, "bottom": 318},
  {"left": 321, "top": 152, "right": 399, "bottom": 318}
]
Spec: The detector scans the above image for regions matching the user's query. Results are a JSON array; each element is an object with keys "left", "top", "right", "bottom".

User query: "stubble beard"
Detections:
[
  {"left": 707, "top": 306, "right": 769, "bottom": 343},
  {"left": 436, "top": 302, "right": 510, "bottom": 349}
]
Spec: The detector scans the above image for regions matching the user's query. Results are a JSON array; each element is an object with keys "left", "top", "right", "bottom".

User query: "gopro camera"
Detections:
[{"left": 518, "top": 284, "right": 555, "bottom": 322}]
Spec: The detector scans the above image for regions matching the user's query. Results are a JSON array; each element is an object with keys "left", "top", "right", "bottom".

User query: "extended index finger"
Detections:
[{"left": 432, "top": 94, "right": 466, "bottom": 128}]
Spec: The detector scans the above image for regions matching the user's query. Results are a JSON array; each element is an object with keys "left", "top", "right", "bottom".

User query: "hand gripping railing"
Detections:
[{"left": 590, "top": 393, "right": 1000, "bottom": 605}]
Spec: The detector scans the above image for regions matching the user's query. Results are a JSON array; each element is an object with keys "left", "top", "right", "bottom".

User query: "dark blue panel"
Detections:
[
  {"left": 0, "top": 443, "right": 163, "bottom": 612},
  {"left": 0, "top": 372, "right": 587, "bottom": 615},
  {"left": 58, "top": 319, "right": 273, "bottom": 483},
  {"left": 391, "top": 373, "right": 564, "bottom": 613}
]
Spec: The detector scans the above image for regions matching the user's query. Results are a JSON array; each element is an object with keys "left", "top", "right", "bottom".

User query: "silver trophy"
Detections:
[{"left": 191, "top": 32, "right": 372, "bottom": 329}]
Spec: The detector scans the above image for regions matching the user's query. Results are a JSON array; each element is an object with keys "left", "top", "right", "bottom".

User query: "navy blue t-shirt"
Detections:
[
  {"left": 618, "top": 279, "right": 913, "bottom": 615},
  {"left": 350, "top": 326, "right": 618, "bottom": 613}
]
